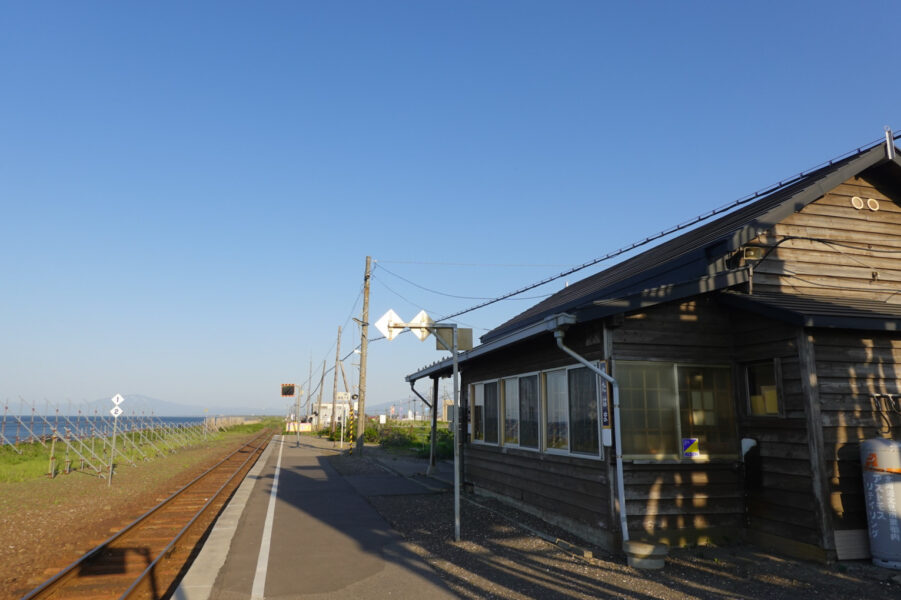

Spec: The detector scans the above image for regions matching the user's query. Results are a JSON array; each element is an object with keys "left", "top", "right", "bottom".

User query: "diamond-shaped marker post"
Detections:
[
  {"left": 409, "top": 310, "right": 434, "bottom": 341},
  {"left": 108, "top": 394, "right": 124, "bottom": 486},
  {"left": 375, "top": 309, "right": 470, "bottom": 541},
  {"left": 374, "top": 309, "right": 403, "bottom": 340}
]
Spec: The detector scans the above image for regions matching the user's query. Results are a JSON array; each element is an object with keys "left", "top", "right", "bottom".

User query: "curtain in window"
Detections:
[
  {"left": 545, "top": 370, "right": 567, "bottom": 450},
  {"left": 504, "top": 378, "right": 519, "bottom": 444},
  {"left": 484, "top": 381, "right": 499, "bottom": 444},
  {"left": 568, "top": 367, "right": 599, "bottom": 455},
  {"left": 519, "top": 375, "right": 539, "bottom": 448},
  {"left": 473, "top": 384, "right": 484, "bottom": 441},
  {"left": 678, "top": 366, "right": 736, "bottom": 456}
]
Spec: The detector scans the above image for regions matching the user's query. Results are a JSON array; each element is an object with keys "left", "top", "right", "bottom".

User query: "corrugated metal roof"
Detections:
[
  {"left": 482, "top": 142, "right": 892, "bottom": 343},
  {"left": 718, "top": 292, "right": 901, "bottom": 330}
]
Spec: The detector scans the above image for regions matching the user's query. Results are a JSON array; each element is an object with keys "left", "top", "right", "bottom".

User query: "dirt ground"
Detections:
[
  {"left": 0, "top": 434, "right": 257, "bottom": 599},
  {"left": 338, "top": 446, "right": 901, "bottom": 600}
]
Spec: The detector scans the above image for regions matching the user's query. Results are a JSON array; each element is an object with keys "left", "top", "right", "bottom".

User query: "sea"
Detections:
[{"left": 0, "top": 415, "right": 206, "bottom": 445}]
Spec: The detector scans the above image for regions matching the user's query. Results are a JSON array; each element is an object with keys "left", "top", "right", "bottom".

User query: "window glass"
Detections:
[
  {"left": 504, "top": 378, "right": 519, "bottom": 444},
  {"left": 747, "top": 361, "right": 780, "bottom": 416},
  {"left": 519, "top": 375, "right": 539, "bottom": 449},
  {"left": 484, "top": 381, "right": 499, "bottom": 444},
  {"left": 619, "top": 362, "right": 678, "bottom": 457},
  {"left": 472, "top": 384, "right": 484, "bottom": 442},
  {"left": 678, "top": 366, "right": 736, "bottom": 457},
  {"left": 568, "top": 367, "right": 599, "bottom": 455},
  {"left": 545, "top": 370, "right": 568, "bottom": 450}
]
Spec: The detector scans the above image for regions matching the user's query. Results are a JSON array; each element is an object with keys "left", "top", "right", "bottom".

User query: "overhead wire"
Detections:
[
  {"left": 375, "top": 262, "right": 553, "bottom": 301},
  {"left": 329, "top": 132, "right": 901, "bottom": 367}
]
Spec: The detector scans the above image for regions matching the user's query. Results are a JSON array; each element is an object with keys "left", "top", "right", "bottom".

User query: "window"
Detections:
[
  {"left": 471, "top": 381, "right": 498, "bottom": 444},
  {"left": 618, "top": 361, "right": 737, "bottom": 459},
  {"left": 746, "top": 360, "right": 782, "bottom": 417},
  {"left": 545, "top": 370, "right": 568, "bottom": 450},
  {"left": 519, "top": 375, "right": 539, "bottom": 449},
  {"left": 678, "top": 366, "right": 735, "bottom": 457},
  {"left": 470, "top": 367, "right": 599, "bottom": 457},
  {"left": 484, "top": 382, "right": 499, "bottom": 444},
  {"left": 472, "top": 383, "right": 484, "bottom": 442},
  {"left": 569, "top": 367, "right": 600, "bottom": 455},
  {"left": 619, "top": 362, "right": 677, "bottom": 457},
  {"left": 503, "top": 378, "right": 519, "bottom": 444}
]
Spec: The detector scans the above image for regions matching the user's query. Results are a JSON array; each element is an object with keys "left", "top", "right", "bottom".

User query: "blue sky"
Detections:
[{"left": 2, "top": 2, "right": 900, "bottom": 414}]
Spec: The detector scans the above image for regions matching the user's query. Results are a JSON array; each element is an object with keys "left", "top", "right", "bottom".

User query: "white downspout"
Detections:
[{"left": 554, "top": 327, "right": 629, "bottom": 544}]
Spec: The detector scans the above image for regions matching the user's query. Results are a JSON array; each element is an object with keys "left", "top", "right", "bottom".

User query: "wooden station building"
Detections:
[{"left": 406, "top": 136, "right": 901, "bottom": 562}]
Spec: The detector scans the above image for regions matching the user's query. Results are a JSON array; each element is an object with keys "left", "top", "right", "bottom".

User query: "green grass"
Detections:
[
  {"left": 0, "top": 419, "right": 276, "bottom": 483},
  {"left": 374, "top": 421, "right": 453, "bottom": 459}
]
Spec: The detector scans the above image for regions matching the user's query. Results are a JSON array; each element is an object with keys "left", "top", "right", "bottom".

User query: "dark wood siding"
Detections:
[
  {"left": 465, "top": 445, "right": 610, "bottom": 530},
  {"left": 611, "top": 297, "right": 744, "bottom": 542},
  {"left": 461, "top": 322, "right": 611, "bottom": 544},
  {"left": 811, "top": 330, "right": 901, "bottom": 533},
  {"left": 752, "top": 175, "right": 901, "bottom": 301},
  {"left": 730, "top": 314, "right": 822, "bottom": 546}
]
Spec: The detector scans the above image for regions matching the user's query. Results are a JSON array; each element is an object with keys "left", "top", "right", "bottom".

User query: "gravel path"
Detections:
[{"left": 331, "top": 445, "right": 901, "bottom": 600}]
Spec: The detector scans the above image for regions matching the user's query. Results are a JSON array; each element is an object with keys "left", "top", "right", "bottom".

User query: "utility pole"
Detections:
[
  {"left": 330, "top": 325, "right": 341, "bottom": 434},
  {"left": 339, "top": 361, "right": 350, "bottom": 393},
  {"left": 316, "top": 361, "right": 326, "bottom": 428},
  {"left": 355, "top": 255, "right": 371, "bottom": 455},
  {"left": 306, "top": 357, "right": 313, "bottom": 419}
]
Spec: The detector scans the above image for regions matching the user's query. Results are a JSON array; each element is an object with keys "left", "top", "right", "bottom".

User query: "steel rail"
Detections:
[
  {"left": 120, "top": 434, "right": 274, "bottom": 599},
  {"left": 20, "top": 430, "right": 273, "bottom": 600}
]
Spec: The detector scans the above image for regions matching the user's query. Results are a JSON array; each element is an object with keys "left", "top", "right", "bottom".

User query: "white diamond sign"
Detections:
[
  {"left": 375, "top": 309, "right": 403, "bottom": 340},
  {"left": 110, "top": 405, "right": 123, "bottom": 418},
  {"left": 112, "top": 394, "right": 124, "bottom": 406},
  {"left": 409, "top": 310, "right": 433, "bottom": 341}
]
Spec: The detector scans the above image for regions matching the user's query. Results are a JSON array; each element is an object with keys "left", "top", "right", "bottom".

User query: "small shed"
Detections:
[{"left": 406, "top": 136, "right": 901, "bottom": 561}]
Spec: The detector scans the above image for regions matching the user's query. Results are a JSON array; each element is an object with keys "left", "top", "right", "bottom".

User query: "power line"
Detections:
[
  {"left": 334, "top": 133, "right": 899, "bottom": 363},
  {"left": 434, "top": 134, "right": 894, "bottom": 323},
  {"left": 375, "top": 263, "right": 552, "bottom": 301},
  {"left": 375, "top": 259, "right": 578, "bottom": 268}
]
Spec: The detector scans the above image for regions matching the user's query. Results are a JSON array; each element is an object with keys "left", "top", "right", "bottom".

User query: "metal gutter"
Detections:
[{"left": 551, "top": 317, "right": 629, "bottom": 545}]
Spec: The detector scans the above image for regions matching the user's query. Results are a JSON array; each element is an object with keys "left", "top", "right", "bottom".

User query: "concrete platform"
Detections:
[{"left": 175, "top": 435, "right": 455, "bottom": 600}]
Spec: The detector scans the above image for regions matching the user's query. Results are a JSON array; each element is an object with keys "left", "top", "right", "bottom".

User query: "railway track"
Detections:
[{"left": 20, "top": 430, "right": 274, "bottom": 600}]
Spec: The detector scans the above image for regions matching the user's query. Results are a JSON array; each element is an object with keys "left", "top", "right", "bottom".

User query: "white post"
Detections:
[
  {"left": 452, "top": 325, "right": 460, "bottom": 541},
  {"left": 108, "top": 413, "right": 118, "bottom": 486}
]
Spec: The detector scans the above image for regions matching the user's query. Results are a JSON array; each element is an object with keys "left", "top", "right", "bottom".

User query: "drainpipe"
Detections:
[{"left": 553, "top": 325, "right": 629, "bottom": 544}]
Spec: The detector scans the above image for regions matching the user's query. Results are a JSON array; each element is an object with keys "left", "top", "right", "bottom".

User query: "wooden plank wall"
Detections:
[
  {"left": 730, "top": 315, "right": 823, "bottom": 546},
  {"left": 811, "top": 330, "right": 901, "bottom": 533},
  {"left": 461, "top": 323, "right": 612, "bottom": 542},
  {"left": 743, "top": 172, "right": 901, "bottom": 538},
  {"left": 612, "top": 297, "right": 745, "bottom": 543},
  {"left": 752, "top": 175, "right": 901, "bottom": 301},
  {"left": 466, "top": 445, "right": 610, "bottom": 531}
]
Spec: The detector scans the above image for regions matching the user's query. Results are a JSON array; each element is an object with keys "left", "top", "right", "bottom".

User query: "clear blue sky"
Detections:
[{"left": 2, "top": 2, "right": 900, "bottom": 414}]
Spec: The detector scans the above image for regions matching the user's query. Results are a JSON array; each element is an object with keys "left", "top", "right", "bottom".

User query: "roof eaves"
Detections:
[{"left": 405, "top": 313, "right": 569, "bottom": 382}]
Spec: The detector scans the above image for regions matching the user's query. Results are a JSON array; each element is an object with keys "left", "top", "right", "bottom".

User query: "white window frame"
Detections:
[
  {"left": 541, "top": 363, "right": 605, "bottom": 460},
  {"left": 543, "top": 368, "right": 570, "bottom": 455},
  {"left": 503, "top": 376, "right": 520, "bottom": 447},
  {"left": 470, "top": 379, "right": 500, "bottom": 446},
  {"left": 500, "top": 371, "right": 541, "bottom": 451},
  {"left": 472, "top": 364, "right": 604, "bottom": 460}
]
